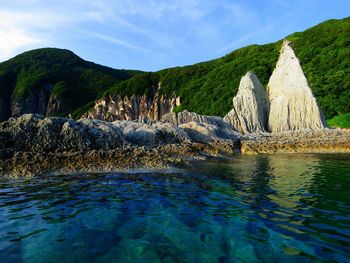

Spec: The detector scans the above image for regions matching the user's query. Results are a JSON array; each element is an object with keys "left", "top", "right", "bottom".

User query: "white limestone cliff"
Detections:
[
  {"left": 267, "top": 40, "right": 327, "bottom": 132},
  {"left": 224, "top": 72, "right": 269, "bottom": 134}
]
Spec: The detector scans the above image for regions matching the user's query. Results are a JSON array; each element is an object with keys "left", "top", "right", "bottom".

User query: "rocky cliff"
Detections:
[
  {"left": 9, "top": 85, "right": 67, "bottom": 118},
  {"left": 224, "top": 72, "right": 269, "bottom": 134},
  {"left": 84, "top": 85, "right": 181, "bottom": 122},
  {"left": 267, "top": 40, "right": 327, "bottom": 132}
]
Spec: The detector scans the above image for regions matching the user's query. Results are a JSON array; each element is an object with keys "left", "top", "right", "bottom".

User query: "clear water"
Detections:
[{"left": 0, "top": 154, "right": 350, "bottom": 263}]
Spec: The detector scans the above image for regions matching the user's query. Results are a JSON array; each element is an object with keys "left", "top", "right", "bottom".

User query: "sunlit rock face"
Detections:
[
  {"left": 224, "top": 72, "right": 269, "bottom": 134},
  {"left": 267, "top": 40, "right": 327, "bottom": 132},
  {"left": 84, "top": 83, "right": 180, "bottom": 122}
]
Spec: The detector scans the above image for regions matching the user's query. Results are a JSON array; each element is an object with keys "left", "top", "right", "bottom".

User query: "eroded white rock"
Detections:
[
  {"left": 224, "top": 72, "right": 269, "bottom": 134},
  {"left": 267, "top": 40, "right": 327, "bottom": 132}
]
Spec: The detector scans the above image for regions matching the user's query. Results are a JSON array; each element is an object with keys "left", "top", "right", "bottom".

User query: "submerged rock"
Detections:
[
  {"left": 267, "top": 40, "right": 327, "bottom": 132},
  {"left": 224, "top": 72, "right": 269, "bottom": 134}
]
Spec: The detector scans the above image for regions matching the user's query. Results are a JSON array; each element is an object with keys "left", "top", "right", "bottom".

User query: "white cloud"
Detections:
[
  {"left": 91, "top": 33, "right": 149, "bottom": 51},
  {"left": 0, "top": 28, "right": 43, "bottom": 61},
  {"left": 0, "top": 0, "right": 325, "bottom": 70}
]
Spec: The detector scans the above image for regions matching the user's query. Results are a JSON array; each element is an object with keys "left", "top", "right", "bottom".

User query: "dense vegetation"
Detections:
[
  {"left": 106, "top": 17, "right": 350, "bottom": 120},
  {"left": 0, "top": 17, "right": 349, "bottom": 126},
  {"left": 327, "top": 113, "right": 350, "bottom": 128},
  {"left": 0, "top": 48, "right": 140, "bottom": 119}
]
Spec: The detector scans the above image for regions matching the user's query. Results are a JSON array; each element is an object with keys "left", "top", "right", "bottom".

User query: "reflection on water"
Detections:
[{"left": 0, "top": 154, "right": 349, "bottom": 262}]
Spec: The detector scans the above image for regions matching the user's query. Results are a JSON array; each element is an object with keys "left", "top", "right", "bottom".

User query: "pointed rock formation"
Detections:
[
  {"left": 267, "top": 40, "right": 327, "bottom": 132},
  {"left": 224, "top": 72, "right": 269, "bottom": 134},
  {"left": 83, "top": 84, "right": 181, "bottom": 122}
]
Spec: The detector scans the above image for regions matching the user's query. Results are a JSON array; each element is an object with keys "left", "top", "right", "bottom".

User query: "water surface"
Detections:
[{"left": 0, "top": 154, "right": 350, "bottom": 262}]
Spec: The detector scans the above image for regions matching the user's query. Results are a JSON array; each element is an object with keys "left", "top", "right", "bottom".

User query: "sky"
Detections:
[{"left": 0, "top": 0, "right": 349, "bottom": 71}]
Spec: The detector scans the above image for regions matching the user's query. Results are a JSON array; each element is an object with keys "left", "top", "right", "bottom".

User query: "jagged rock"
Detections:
[
  {"left": 0, "top": 113, "right": 241, "bottom": 156},
  {"left": 179, "top": 122, "right": 218, "bottom": 144},
  {"left": 84, "top": 84, "right": 181, "bottom": 122},
  {"left": 10, "top": 85, "right": 54, "bottom": 118},
  {"left": 224, "top": 72, "right": 269, "bottom": 134},
  {"left": 179, "top": 121, "right": 240, "bottom": 144},
  {"left": 0, "top": 114, "right": 125, "bottom": 152},
  {"left": 161, "top": 111, "right": 241, "bottom": 147},
  {"left": 112, "top": 121, "right": 191, "bottom": 146},
  {"left": 161, "top": 110, "right": 231, "bottom": 129},
  {"left": 267, "top": 40, "right": 327, "bottom": 132}
]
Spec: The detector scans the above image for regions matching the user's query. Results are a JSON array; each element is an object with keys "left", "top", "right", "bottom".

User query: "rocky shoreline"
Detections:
[
  {"left": 241, "top": 129, "right": 350, "bottom": 154},
  {"left": 1, "top": 113, "right": 350, "bottom": 177},
  {"left": 0, "top": 113, "right": 240, "bottom": 177}
]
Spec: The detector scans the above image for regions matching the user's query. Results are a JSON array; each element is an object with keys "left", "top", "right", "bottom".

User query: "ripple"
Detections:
[{"left": 0, "top": 154, "right": 350, "bottom": 262}]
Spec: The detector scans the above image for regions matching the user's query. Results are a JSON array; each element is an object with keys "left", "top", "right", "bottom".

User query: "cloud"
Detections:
[
  {"left": 90, "top": 33, "right": 149, "bottom": 51},
  {"left": 0, "top": 28, "right": 43, "bottom": 61},
  {"left": 1, "top": 0, "right": 339, "bottom": 71}
]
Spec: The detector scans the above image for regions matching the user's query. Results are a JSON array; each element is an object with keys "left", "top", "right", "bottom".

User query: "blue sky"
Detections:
[{"left": 0, "top": 0, "right": 349, "bottom": 71}]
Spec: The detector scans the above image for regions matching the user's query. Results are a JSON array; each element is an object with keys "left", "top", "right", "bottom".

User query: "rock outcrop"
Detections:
[
  {"left": 0, "top": 114, "right": 125, "bottom": 152},
  {"left": 224, "top": 41, "right": 327, "bottom": 133},
  {"left": 241, "top": 129, "right": 350, "bottom": 154},
  {"left": 0, "top": 114, "right": 241, "bottom": 176},
  {"left": 161, "top": 111, "right": 241, "bottom": 146},
  {"left": 161, "top": 110, "right": 230, "bottom": 128},
  {"left": 267, "top": 40, "right": 327, "bottom": 132},
  {"left": 10, "top": 85, "right": 60, "bottom": 118},
  {"left": 0, "top": 114, "right": 349, "bottom": 177},
  {"left": 0, "top": 113, "right": 240, "bottom": 153},
  {"left": 84, "top": 84, "right": 181, "bottom": 122},
  {"left": 224, "top": 72, "right": 269, "bottom": 134}
]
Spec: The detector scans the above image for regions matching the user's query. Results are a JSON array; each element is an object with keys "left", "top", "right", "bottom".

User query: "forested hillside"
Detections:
[
  {"left": 0, "top": 17, "right": 349, "bottom": 122},
  {"left": 106, "top": 17, "right": 350, "bottom": 120},
  {"left": 0, "top": 48, "right": 140, "bottom": 120}
]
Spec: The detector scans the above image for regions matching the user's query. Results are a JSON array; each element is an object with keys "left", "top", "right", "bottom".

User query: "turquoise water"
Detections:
[{"left": 0, "top": 154, "right": 350, "bottom": 262}]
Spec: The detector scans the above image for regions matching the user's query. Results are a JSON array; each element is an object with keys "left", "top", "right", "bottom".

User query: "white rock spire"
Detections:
[
  {"left": 224, "top": 71, "right": 269, "bottom": 134},
  {"left": 267, "top": 40, "right": 327, "bottom": 132}
]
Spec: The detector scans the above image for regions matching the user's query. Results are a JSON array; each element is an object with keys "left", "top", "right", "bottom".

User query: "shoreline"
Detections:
[
  {"left": 1, "top": 114, "right": 350, "bottom": 177},
  {"left": 2, "top": 136, "right": 350, "bottom": 177},
  {"left": 0, "top": 142, "right": 237, "bottom": 177}
]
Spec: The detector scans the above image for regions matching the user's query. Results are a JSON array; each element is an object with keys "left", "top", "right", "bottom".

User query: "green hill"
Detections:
[
  {"left": 0, "top": 48, "right": 141, "bottom": 120},
  {"left": 106, "top": 17, "right": 350, "bottom": 120},
  {"left": 0, "top": 17, "right": 349, "bottom": 124}
]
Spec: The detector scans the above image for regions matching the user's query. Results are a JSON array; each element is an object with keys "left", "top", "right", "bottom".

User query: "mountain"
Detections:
[
  {"left": 0, "top": 17, "right": 349, "bottom": 124},
  {"left": 0, "top": 48, "right": 141, "bottom": 121},
  {"left": 101, "top": 17, "right": 349, "bottom": 121}
]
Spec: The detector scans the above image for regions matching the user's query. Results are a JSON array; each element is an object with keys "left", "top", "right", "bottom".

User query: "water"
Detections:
[{"left": 0, "top": 154, "right": 350, "bottom": 263}]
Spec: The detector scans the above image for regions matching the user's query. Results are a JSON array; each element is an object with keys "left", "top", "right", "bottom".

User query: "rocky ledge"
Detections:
[
  {"left": 1, "top": 113, "right": 350, "bottom": 177},
  {"left": 0, "top": 113, "right": 240, "bottom": 177},
  {"left": 241, "top": 129, "right": 350, "bottom": 154}
]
